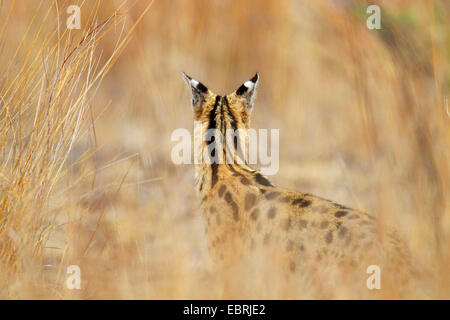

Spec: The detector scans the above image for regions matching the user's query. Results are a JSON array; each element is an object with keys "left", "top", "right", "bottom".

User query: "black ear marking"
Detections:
[
  {"left": 234, "top": 73, "right": 259, "bottom": 107},
  {"left": 235, "top": 73, "right": 259, "bottom": 96},
  {"left": 182, "top": 72, "right": 209, "bottom": 93},
  {"left": 236, "top": 84, "right": 248, "bottom": 96},
  {"left": 182, "top": 72, "right": 209, "bottom": 106},
  {"left": 196, "top": 82, "right": 208, "bottom": 93}
]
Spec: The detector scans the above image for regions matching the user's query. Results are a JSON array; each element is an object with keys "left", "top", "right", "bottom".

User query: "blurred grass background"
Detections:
[{"left": 0, "top": 0, "right": 448, "bottom": 298}]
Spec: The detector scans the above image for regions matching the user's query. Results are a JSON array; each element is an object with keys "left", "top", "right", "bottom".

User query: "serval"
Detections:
[{"left": 182, "top": 73, "right": 412, "bottom": 298}]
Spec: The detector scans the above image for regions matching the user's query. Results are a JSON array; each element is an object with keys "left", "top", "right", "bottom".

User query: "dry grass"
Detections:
[{"left": 0, "top": 0, "right": 448, "bottom": 299}]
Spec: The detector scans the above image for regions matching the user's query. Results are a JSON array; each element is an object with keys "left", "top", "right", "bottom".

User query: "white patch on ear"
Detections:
[
  {"left": 245, "top": 76, "right": 259, "bottom": 107},
  {"left": 235, "top": 73, "right": 259, "bottom": 108},
  {"left": 182, "top": 73, "right": 207, "bottom": 107},
  {"left": 244, "top": 80, "right": 255, "bottom": 91},
  {"left": 190, "top": 79, "right": 199, "bottom": 87},
  {"left": 182, "top": 72, "right": 207, "bottom": 92}
]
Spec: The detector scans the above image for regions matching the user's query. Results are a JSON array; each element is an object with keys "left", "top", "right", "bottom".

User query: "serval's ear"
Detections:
[
  {"left": 234, "top": 73, "right": 259, "bottom": 108},
  {"left": 182, "top": 72, "right": 209, "bottom": 108}
]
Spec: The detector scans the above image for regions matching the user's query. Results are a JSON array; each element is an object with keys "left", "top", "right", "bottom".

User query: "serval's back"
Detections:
[{"left": 182, "top": 73, "right": 412, "bottom": 298}]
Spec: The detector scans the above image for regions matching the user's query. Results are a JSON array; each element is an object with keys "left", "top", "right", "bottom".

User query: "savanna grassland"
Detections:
[{"left": 0, "top": 0, "right": 448, "bottom": 299}]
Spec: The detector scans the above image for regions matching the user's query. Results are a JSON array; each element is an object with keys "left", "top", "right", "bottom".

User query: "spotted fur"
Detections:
[{"left": 183, "top": 73, "right": 412, "bottom": 294}]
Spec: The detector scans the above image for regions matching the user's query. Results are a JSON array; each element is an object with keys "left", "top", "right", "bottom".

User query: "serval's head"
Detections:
[{"left": 182, "top": 73, "right": 259, "bottom": 131}]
